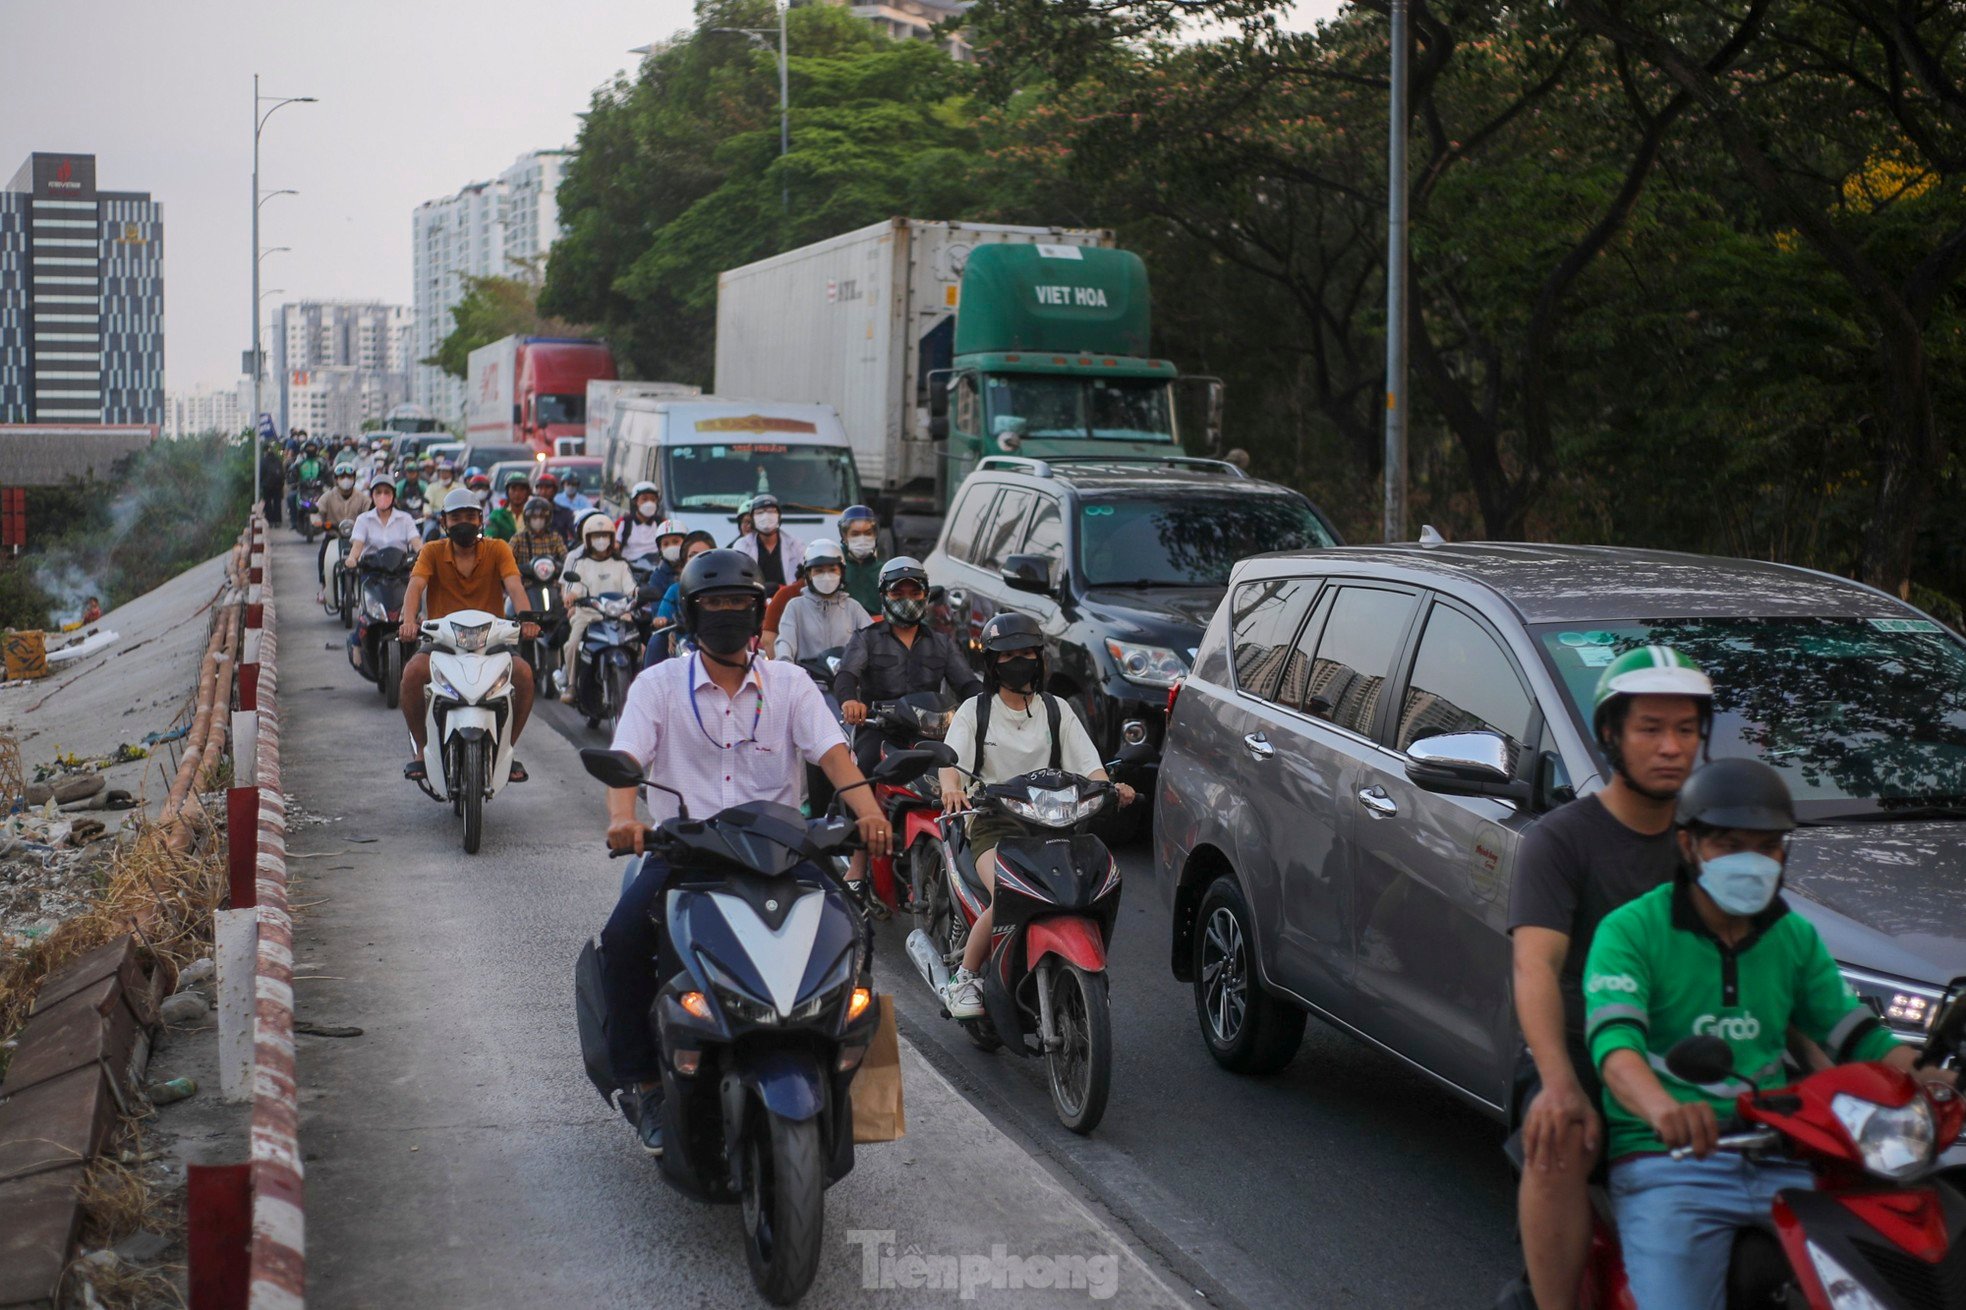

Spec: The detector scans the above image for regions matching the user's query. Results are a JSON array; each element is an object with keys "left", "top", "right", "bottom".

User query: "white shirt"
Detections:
[
  {"left": 733, "top": 530, "right": 806, "bottom": 577},
  {"left": 611, "top": 653, "right": 847, "bottom": 822},
  {"left": 351, "top": 507, "right": 421, "bottom": 554},
  {"left": 944, "top": 692, "right": 1104, "bottom": 783}
]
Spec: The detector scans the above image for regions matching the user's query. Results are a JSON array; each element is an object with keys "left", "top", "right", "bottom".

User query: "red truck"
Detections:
[{"left": 465, "top": 335, "right": 617, "bottom": 455}]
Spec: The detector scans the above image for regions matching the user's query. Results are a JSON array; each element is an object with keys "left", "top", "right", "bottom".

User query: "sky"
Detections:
[{"left": 0, "top": 0, "right": 1343, "bottom": 397}]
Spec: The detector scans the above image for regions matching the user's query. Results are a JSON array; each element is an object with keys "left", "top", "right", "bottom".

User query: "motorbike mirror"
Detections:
[
  {"left": 1664, "top": 1035, "right": 1736, "bottom": 1085},
  {"left": 1920, "top": 992, "right": 1966, "bottom": 1069},
  {"left": 563, "top": 570, "right": 581, "bottom": 584},
  {"left": 1111, "top": 740, "right": 1156, "bottom": 769},
  {"left": 579, "top": 748, "right": 645, "bottom": 789}
]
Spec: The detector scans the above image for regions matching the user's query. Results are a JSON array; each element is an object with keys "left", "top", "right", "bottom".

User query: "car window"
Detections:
[
  {"left": 1396, "top": 603, "right": 1534, "bottom": 766},
  {"left": 943, "top": 485, "right": 996, "bottom": 563},
  {"left": 1305, "top": 587, "right": 1419, "bottom": 736},
  {"left": 1229, "top": 578, "right": 1318, "bottom": 702},
  {"left": 978, "top": 489, "right": 1036, "bottom": 572},
  {"left": 1277, "top": 587, "right": 1336, "bottom": 712},
  {"left": 1022, "top": 496, "right": 1065, "bottom": 578}
]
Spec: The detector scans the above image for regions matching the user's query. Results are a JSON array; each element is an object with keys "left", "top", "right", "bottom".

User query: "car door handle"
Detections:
[
  {"left": 1358, "top": 785, "right": 1398, "bottom": 818},
  {"left": 1242, "top": 733, "right": 1274, "bottom": 761}
]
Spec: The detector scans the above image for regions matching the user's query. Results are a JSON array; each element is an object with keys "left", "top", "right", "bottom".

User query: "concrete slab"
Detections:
[{"left": 0, "top": 1163, "right": 84, "bottom": 1309}]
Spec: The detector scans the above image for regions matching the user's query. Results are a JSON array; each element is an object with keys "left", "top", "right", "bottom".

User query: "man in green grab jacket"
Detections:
[{"left": 1584, "top": 757, "right": 1947, "bottom": 1310}]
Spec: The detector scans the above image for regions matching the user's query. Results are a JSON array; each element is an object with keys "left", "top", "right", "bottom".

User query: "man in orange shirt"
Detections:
[{"left": 397, "top": 489, "right": 541, "bottom": 783}]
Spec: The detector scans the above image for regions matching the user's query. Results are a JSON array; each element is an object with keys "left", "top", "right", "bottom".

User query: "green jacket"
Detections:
[
  {"left": 843, "top": 554, "right": 883, "bottom": 617},
  {"left": 485, "top": 506, "right": 519, "bottom": 541},
  {"left": 1585, "top": 875, "right": 1898, "bottom": 1159}
]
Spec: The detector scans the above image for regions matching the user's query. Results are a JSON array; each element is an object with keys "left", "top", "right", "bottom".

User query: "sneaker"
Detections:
[
  {"left": 624, "top": 1085, "right": 664, "bottom": 1157},
  {"left": 944, "top": 968, "right": 985, "bottom": 1019}
]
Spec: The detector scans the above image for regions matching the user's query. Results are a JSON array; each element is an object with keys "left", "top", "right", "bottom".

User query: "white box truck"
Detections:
[{"left": 583, "top": 379, "right": 701, "bottom": 456}]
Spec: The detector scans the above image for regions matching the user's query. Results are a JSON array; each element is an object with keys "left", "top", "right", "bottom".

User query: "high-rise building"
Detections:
[
  {"left": 411, "top": 149, "right": 571, "bottom": 427},
  {"left": 0, "top": 152, "right": 164, "bottom": 427},
  {"left": 165, "top": 383, "right": 246, "bottom": 438},
  {"left": 270, "top": 300, "right": 412, "bottom": 436}
]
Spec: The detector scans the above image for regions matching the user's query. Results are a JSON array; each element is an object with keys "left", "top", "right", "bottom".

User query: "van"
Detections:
[{"left": 599, "top": 397, "right": 866, "bottom": 546}]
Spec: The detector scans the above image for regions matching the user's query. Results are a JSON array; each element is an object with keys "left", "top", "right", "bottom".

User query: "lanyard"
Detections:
[{"left": 688, "top": 652, "right": 763, "bottom": 750}]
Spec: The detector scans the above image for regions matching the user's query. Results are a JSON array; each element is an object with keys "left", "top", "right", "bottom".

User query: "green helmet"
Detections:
[{"left": 1591, "top": 645, "right": 1713, "bottom": 735}]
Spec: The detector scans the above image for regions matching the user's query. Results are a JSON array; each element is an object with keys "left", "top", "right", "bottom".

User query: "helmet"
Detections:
[
  {"left": 678, "top": 549, "right": 766, "bottom": 636},
  {"left": 1591, "top": 646, "right": 1713, "bottom": 739},
  {"left": 980, "top": 612, "right": 1045, "bottom": 691},
  {"left": 879, "top": 556, "right": 930, "bottom": 625},
  {"left": 578, "top": 511, "right": 615, "bottom": 537},
  {"left": 441, "top": 488, "right": 481, "bottom": 516},
  {"left": 535, "top": 471, "right": 560, "bottom": 490},
  {"left": 630, "top": 480, "right": 659, "bottom": 499},
  {"left": 466, "top": 473, "right": 491, "bottom": 490},
  {"left": 334, "top": 461, "right": 358, "bottom": 478},
  {"left": 878, "top": 557, "right": 929, "bottom": 593},
  {"left": 504, "top": 473, "right": 532, "bottom": 492},
  {"left": 522, "top": 495, "right": 555, "bottom": 521},
  {"left": 840, "top": 503, "right": 877, "bottom": 531},
  {"left": 562, "top": 471, "right": 581, "bottom": 488},
  {"left": 654, "top": 517, "right": 687, "bottom": 541},
  {"left": 737, "top": 496, "right": 755, "bottom": 517},
  {"left": 368, "top": 473, "right": 396, "bottom": 494},
  {"left": 803, "top": 538, "right": 844, "bottom": 570},
  {"left": 751, "top": 493, "right": 780, "bottom": 513},
  {"left": 1676, "top": 758, "right": 1795, "bottom": 833}
]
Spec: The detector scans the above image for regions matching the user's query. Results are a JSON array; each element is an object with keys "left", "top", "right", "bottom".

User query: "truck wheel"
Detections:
[{"left": 1193, "top": 875, "right": 1304, "bottom": 1074}]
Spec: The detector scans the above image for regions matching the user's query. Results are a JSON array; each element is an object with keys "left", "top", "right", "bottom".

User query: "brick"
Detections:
[{"left": 0, "top": 1066, "right": 113, "bottom": 1184}]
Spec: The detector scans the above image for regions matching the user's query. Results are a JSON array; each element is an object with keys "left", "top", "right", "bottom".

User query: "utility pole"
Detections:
[{"left": 1382, "top": 0, "right": 1409, "bottom": 544}]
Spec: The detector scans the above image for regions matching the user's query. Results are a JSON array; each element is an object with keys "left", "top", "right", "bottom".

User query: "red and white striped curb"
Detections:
[{"left": 246, "top": 516, "right": 305, "bottom": 1309}]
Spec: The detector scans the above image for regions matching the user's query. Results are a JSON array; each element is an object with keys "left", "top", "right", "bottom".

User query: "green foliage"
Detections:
[
  {"left": 0, "top": 565, "right": 54, "bottom": 631},
  {"left": 428, "top": 267, "right": 588, "bottom": 379}
]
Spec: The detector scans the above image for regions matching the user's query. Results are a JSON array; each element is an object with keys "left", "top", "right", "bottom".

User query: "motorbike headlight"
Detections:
[
  {"left": 429, "top": 669, "right": 461, "bottom": 700},
  {"left": 363, "top": 594, "right": 389, "bottom": 621},
  {"left": 1841, "top": 967, "right": 1944, "bottom": 1042},
  {"left": 1001, "top": 785, "right": 1101, "bottom": 828},
  {"left": 486, "top": 667, "right": 513, "bottom": 699},
  {"left": 1104, "top": 638, "right": 1188, "bottom": 688},
  {"left": 602, "top": 597, "right": 631, "bottom": 619},
  {"left": 533, "top": 558, "right": 557, "bottom": 580},
  {"left": 1804, "top": 1241, "right": 1891, "bottom": 1310},
  {"left": 1831, "top": 1091, "right": 1936, "bottom": 1180},
  {"left": 699, "top": 953, "right": 776, "bottom": 1025},
  {"left": 449, "top": 620, "right": 491, "bottom": 653}
]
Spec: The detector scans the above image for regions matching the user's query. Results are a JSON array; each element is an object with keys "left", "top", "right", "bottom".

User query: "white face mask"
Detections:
[
  {"left": 336, "top": 477, "right": 354, "bottom": 490},
  {"left": 586, "top": 536, "right": 612, "bottom": 557},
  {"left": 476, "top": 489, "right": 492, "bottom": 506},
  {"left": 810, "top": 570, "right": 842, "bottom": 596},
  {"left": 636, "top": 500, "right": 659, "bottom": 520},
  {"left": 845, "top": 533, "right": 876, "bottom": 559},
  {"left": 754, "top": 512, "right": 780, "bottom": 533},
  {"left": 661, "top": 543, "right": 683, "bottom": 564}
]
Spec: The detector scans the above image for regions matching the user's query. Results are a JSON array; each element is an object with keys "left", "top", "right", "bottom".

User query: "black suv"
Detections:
[{"left": 924, "top": 455, "right": 1340, "bottom": 832}]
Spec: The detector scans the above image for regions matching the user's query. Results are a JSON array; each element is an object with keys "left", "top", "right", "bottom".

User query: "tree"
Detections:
[{"left": 428, "top": 261, "right": 587, "bottom": 379}]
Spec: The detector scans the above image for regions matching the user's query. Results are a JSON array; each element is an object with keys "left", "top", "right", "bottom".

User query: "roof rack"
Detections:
[
  {"left": 974, "top": 454, "right": 1248, "bottom": 481},
  {"left": 975, "top": 455, "right": 1055, "bottom": 478}
]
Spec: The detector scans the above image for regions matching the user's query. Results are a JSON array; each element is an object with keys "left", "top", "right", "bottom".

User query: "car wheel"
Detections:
[{"left": 1193, "top": 875, "right": 1304, "bottom": 1074}]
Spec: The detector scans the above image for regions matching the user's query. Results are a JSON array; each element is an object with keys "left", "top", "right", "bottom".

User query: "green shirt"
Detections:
[
  {"left": 843, "top": 554, "right": 883, "bottom": 617},
  {"left": 1585, "top": 876, "right": 1898, "bottom": 1159}
]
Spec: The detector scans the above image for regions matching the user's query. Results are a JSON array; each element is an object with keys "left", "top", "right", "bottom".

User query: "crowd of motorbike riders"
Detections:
[{"left": 260, "top": 430, "right": 1966, "bottom": 1310}]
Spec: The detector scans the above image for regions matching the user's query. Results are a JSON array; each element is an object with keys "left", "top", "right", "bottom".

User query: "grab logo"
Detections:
[
  {"left": 1587, "top": 973, "right": 1639, "bottom": 994},
  {"left": 1694, "top": 1013, "right": 1762, "bottom": 1041}
]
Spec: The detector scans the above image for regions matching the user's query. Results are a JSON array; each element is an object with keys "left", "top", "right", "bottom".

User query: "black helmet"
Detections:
[
  {"left": 980, "top": 612, "right": 1043, "bottom": 653},
  {"left": 1676, "top": 758, "right": 1796, "bottom": 833},
  {"left": 522, "top": 495, "right": 555, "bottom": 520},
  {"left": 878, "top": 557, "right": 929, "bottom": 593},
  {"left": 678, "top": 549, "right": 766, "bottom": 636}
]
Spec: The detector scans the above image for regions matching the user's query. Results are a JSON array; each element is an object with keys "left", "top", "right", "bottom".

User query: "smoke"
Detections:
[{"left": 29, "top": 556, "right": 107, "bottom": 626}]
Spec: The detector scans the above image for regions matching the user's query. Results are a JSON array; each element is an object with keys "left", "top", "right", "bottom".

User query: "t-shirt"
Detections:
[
  {"left": 411, "top": 538, "right": 520, "bottom": 620},
  {"left": 944, "top": 693, "right": 1104, "bottom": 784},
  {"left": 351, "top": 508, "right": 421, "bottom": 555},
  {"left": 1507, "top": 795, "right": 1679, "bottom": 1042},
  {"left": 1586, "top": 879, "right": 1897, "bottom": 1159}
]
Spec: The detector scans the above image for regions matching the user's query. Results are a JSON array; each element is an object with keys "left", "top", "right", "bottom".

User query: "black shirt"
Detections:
[
  {"left": 756, "top": 536, "right": 785, "bottom": 588},
  {"left": 834, "top": 623, "right": 984, "bottom": 705},
  {"left": 1506, "top": 794, "right": 1679, "bottom": 1041}
]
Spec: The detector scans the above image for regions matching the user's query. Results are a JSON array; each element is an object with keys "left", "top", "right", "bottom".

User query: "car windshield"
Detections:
[
  {"left": 1076, "top": 494, "right": 1335, "bottom": 588},
  {"left": 661, "top": 442, "right": 862, "bottom": 514},
  {"left": 469, "top": 445, "right": 532, "bottom": 468},
  {"left": 1533, "top": 617, "right": 1966, "bottom": 819},
  {"left": 536, "top": 393, "right": 584, "bottom": 426},
  {"left": 985, "top": 376, "right": 1176, "bottom": 442}
]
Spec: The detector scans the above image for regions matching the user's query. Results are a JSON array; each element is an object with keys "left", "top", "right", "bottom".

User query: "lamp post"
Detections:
[
  {"left": 251, "top": 75, "right": 315, "bottom": 509},
  {"left": 709, "top": 7, "right": 789, "bottom": 212},
  {"left": 1382, "top": 0, "right": 1410, "bottom": 544}
]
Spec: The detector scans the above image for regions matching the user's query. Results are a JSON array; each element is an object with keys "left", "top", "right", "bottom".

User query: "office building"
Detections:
[
  {"left": 411, "top": 149, "right": 570, "bottom": 426},
  {"left": 270, "top": 300, "right": 411, "bottom": 436},
  {"left": 0, "top": 152, "right": 164, "bottom": 427},
  {"left": 165, "top": 383, "right": 246, "bottom": 438}
]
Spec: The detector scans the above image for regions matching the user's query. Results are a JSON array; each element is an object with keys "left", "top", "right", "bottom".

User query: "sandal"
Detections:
[
  {"left": 508, "top": 760, "right": 529, "bottom": 783},
  {"left": 403, "top": 759, "right": 427, "bottom": 781}
]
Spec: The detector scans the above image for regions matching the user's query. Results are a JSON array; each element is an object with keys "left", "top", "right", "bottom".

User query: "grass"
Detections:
[{"left": 62, "top": 1121, "right": 186, "bottom": 1310}]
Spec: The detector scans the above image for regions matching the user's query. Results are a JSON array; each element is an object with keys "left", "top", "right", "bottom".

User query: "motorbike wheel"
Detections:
[
  {"left": 1193, "top": 875, "right": 1305, "bottom": 1074},
  {"left": 459, "top": 739, "right": 485, "bottom": 854},
  {"left": 907, "top": 840, "right": 940, "bottom": 919},
  {"left": 965, "top": 1020, "right": 1004, "bottom": 1054},
  {"left": 741, "top": 1111, "right": 825, "bottom": 1306},
  {"left": 302, "top": 523, "right": 317, "bottom": 544},
  {"left": 607, "top": 663, "right": 633, "bottom": 730},
  {"left": 381, "top": 642, "right": 401, "bottom": 709},
  {"left": 1045, "top": 962, "right": 1113, "bottom": 1135},
  {"left": 338, "top": 577, "right": 353, "bottom": 630}
]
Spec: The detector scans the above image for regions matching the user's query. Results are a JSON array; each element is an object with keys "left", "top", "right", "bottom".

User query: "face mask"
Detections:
[
  {"left": 374, "top": 495, "right": 394, "bottom": 513},
  {"left": 884, "top": 595, "right": 926, "bottom": 626},
  {"left": 695, "top": 607, "right": 757, "bottom": 657},
  {"left": 637, "top": 501, "right": 659, "bottom": 520},
  {"left": 810, "top": 570, "right": 842, "bottom": 596},
  {"left": 845, "top": 533, "right": 876, "bottom": 559},
  {"left": 997, "top": 655, "right": 1040, "bottom": 692},
  {"left": 1696, "top": 850, "right": 1783, "bottom": 917},
  {"left": 661, "top": 543, "right": 682, "bottom": 564},
  {"left": 586, "top": 536, "right": 613, "bottom": 557},
  {"left": 755, "top": 512, "right": 780, "bottom": 533},
  {"left": 337, "top": 477, "right": 354, "bottom": 490},
  {"left": 527, "top": 517, "right": 548, "bottom": 533},
  {"left": 476, "top": 490, "right": 492, "bottom": 506},
  {"left": 447, "top": 522, "right": 481, "bottom": 548}
]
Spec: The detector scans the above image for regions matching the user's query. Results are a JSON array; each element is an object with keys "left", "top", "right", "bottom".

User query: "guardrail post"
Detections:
[
  {"left": 215, "top": 907, "right": 257, "bottom": 1103},
  {"left": 187, "top": 1161, "right": 251, "bottom": 1309}
]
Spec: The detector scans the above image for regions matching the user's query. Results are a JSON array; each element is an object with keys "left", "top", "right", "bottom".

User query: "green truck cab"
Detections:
[{"left": 936, "top": 243, "right": 1217, "bottom": 499}]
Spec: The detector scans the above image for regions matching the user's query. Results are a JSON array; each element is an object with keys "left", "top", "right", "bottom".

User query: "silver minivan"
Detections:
[{"left": 1155, "top": 543, "right": 1966, "bottom": 1116}]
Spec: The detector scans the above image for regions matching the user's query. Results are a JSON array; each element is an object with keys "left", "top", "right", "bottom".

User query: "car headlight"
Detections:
[
  {"left": 450, "top": 620, "right": 491, "bottom": 653},
  {"left": 1001, "top": 785, "right": 1102, "bottom": 828},
  {"left": 1831, "top": 1091, "right": 1935, "bottom": 1180},
  {"left": 1841, "top": 967, "right": 1944, "bottom": 1041},
  {"left": 1105, "top": 638, "right": 1187, "bottom": 688}
]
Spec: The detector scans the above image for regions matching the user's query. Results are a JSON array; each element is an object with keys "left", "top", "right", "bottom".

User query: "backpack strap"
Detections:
[
  {"left": 972, "top": 691, "right": 992, "bottom": 778},
  {"left": 1045, "top": 694, "right": 1062, "bottom": 771}
]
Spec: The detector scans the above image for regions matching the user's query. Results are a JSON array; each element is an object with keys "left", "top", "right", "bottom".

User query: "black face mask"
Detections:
[
  {"left": 884, "top": 596, "right": 927, "bottom": 627},
  {"left": 447, "top": 523, "right": 481, "bottom": 548},
  {"left": 695, "top": 607, "right": 758, "bottom": 658},
  {"left": 997, "top": 655, "right": 1040, "bottom": 692}
]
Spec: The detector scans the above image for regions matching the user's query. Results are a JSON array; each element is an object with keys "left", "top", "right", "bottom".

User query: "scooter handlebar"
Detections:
[{"left": 1668, "top": 1128, "right": 1780, "bottom": 1161}]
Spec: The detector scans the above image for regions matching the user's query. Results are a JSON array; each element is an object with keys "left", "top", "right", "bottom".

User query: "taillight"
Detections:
[{"left": 1167, "top": 680, "right": 1183, "bottom": 716}]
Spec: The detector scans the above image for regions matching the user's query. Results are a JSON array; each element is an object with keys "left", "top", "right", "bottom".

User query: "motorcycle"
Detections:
[
  {"left": 1497, "top": 999, "right": 1966, "bottom": 1310},
  {"left": 517, "top": 555, "right": 567, "bottom": 699},
  {"left": 347, "top": 546, "right": 416, "bottom": 710},
  {"left": 854, "top": 694, "right": 951, "bottom": 915},
  {"left": 564, "top": 574, "right": 643, "bottom": 731},
  {"left": 904, "top": 757, "right": 1140, "bottom": 1134},
  {"left": 319, "top": 520, "right": 357, "bottom": 628},
  {"left": 295, "top": 481, "right": 323, "bottom": 542},
  {"left": 795, "top": 647, "right": 847, "bottom": 815},
  {"left": 573, "top": 744, "right": 947, "bottom": 1305},
  {"left": 408, "top": 609, "right": 538, "bottom": 854}
]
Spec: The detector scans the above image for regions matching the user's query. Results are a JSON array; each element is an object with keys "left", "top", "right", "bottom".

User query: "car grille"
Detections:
[{"left": 1853, "top": 1237, "right": 1966, "bottom": 1310}]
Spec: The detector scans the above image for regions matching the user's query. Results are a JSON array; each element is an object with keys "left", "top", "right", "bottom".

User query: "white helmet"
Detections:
[
  {"left": 654, "top": 517, "right": 687, "bottom": 540},
  {"left": 804, "top": 539, "right": 845, "bottom": 569},
  {"left": 630, "top": 481, "right": 659, "bottom": 500},
  {"left": 441, "top": 487, "right": 481, "bottom": 516},
  {"left": 579, "top": 511, "right": 617, "bottom": 541}
]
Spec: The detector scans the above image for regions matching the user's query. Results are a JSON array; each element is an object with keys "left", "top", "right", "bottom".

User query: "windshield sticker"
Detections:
[
  {"left": 724, "top": 444, "right": 789, "bottom": 455},
  {"left": 693, "top": 415, "right": 818, "bottom": 435},
  {"left": 1083, "top": 505, "right": 1115, "bottom": 516},
  {"left": 1868, "top": 617, "right": 1943, "bottom": 635},
  {"left": 1574, "top": 646, "right": 1616, "bottom": 668},
  {"left": 1556, "top": 630, "right": 1618, "bottom": 647}
]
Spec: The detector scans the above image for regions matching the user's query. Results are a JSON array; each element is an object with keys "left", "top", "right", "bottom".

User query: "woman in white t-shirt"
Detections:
[
  {"left": 345, "top": 475, "right": 422, "bottom": 570},
  {"left": 935, "top": 613, "right": 1135, "bottom": 1019}
]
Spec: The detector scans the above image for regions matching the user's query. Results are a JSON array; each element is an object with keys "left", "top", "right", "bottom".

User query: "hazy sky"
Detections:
[{"left": 1, "top": 0, "right": 1342, "bottom": 396}]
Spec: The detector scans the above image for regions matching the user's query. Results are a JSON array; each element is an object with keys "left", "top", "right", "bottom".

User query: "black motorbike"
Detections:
[
  {"left": 320, "top": 520, "right": 357, "bottom": 628},
  {"left": 795, "top": 647, "right": 847, "bottom": 814},
  {"left": 347, "top": 546, "right": 416, "bottom": 709},
  {"left": 517, "top": 555, "right": 567, "bottom": 699},
  {"left": 574, "top": 745, "right": 946, "bottom": 1305},
  {"left": 564, "top": 573, "right": 643, "bottom": 731},
  {"left": 295, "top": 481, "right": 324, "bottom": 542}
]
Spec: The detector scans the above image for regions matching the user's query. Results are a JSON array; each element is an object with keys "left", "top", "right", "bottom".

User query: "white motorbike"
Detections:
[{"left": 411, "top": 609, "right": 521, "bottom": 854}]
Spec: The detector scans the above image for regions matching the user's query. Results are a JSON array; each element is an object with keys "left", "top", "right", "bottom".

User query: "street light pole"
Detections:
[
  {"left": 708, "top": 18, "right": 790, "bottom": 212},
  {"left": 1382, "top": 0, "right": 1409, "bottom": 544},
  {"left": 250, "top": 75, "right": 315, "bottom": 510}
]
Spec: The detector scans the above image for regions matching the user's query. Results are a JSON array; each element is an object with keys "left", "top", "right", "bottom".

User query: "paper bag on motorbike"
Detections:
[{"left": 850, "top": 994, "right": 906, "bottom": 1143}]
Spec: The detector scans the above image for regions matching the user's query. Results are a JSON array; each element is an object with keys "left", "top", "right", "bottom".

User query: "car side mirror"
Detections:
[
  {"left": 1404, "top": 731, "right": 1531, "bottom": 804},
  {"left": 1665, "top": 1035, "right": 1735, "bottom": 1085},
  {"left": 1001, "top": 553, "right": 1053, "bottom": 595}
]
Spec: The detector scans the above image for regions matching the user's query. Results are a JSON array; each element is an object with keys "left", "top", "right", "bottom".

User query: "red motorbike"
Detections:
[
  {"left": 1501, "top": 999, "right": 1966, "bottom": 1309},
  {"left": 854, "top": 694, "right": 950, "bottom": 916}
]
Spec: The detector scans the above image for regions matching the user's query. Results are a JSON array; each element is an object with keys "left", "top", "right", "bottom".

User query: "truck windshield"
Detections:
[
  {"left": 662, "top": 443, "right": 863, "bottom": 514},
  {"left": 535, "top": 394, "right": 585, "bottom": 426},
  {"left": 1533, "top": 617, "right": 1966, "bottom": 819},
  {"left": 986, "top": 377, "right": 1175, "bottom": 443},
  {"left": 1077, "top": 493, "right": 1335, "bottom": 588}
]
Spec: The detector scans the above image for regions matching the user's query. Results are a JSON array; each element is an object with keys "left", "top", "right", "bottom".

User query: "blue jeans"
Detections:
[{"left": 1609, "top": 1153, "right": 1813, "bottom": 1310}]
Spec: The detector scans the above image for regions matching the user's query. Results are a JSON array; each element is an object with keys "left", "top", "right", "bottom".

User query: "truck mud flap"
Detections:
[{"left": 573, "top": 938, "right": 616, "bottom": 1103}]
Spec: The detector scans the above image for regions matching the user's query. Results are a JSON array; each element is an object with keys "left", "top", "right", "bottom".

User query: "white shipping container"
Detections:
[
  {"left": 586, "top": 379, "right": 701, "bottom": 454},
  {"left": 465, "top": 336, "right": 519, "bottom": 444},
  {"left": 714, "top": 218, "right": 1111, "bottom": 495}
]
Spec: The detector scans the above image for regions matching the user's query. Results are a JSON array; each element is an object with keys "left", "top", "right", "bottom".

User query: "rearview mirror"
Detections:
[
  {"left": 1001, "top": 554, "right": 1053, "bottom": 596},
  {"left": 871, "top": 745, "right": 953, "bottom": 785},
  {"left": 563, "top": 571, "right": 581, "bottom": 584},
  {"left": 1110, "top": 740, "right": 1156, "bottom": 769},
  {"left": 1665, "top": 1035, "right": 1735, "bottom": 1086},
  {"left": 1404, "top": 731, "right": 1531, "bottom": 804},
  {"left": 580, "top": 748, "right": 646, "bottom": 789}
]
